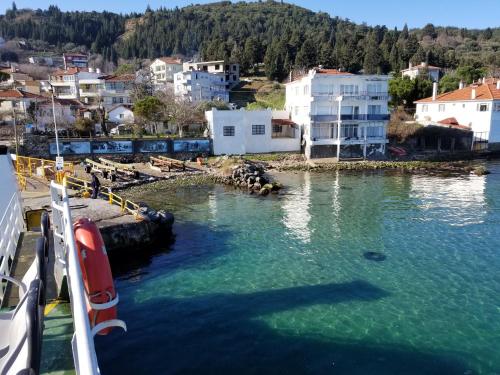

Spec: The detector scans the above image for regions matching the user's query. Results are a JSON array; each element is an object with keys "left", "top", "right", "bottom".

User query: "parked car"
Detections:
[{"left": 109, "top": 124, "right": 132, "bottom": 136}]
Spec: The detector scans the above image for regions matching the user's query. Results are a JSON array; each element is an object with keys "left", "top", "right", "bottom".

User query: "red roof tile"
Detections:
[
  {"left": 316, "top": 69, "right": 353, "bottom": 75},
  {"left": 272, "top": 118, "right": 296, "bottom": 126},
  {"left": 104, "top": 74, "right": 135, "bottom": 82},
  {"left": 0, "top": 89, "right": 46, "bottom": 99},
  {"left": 157, "top": 57, "right": 182, "bottom": 64},
  {"left": 416, "top": 81, "right": 500, "bottom": 103}
]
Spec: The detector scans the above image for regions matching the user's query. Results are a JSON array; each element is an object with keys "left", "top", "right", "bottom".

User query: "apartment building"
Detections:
[
  {"left": 49, "top": 68, "right": 134, "bottom": 109},
  {"left": 150, "top": 57, "right": 183, "bottom": 87},
  {"left": 183, "top": 60, "right": 240, "bottom": 88},
  {"left": 415, "top": 79, "right": 500, "bottom": 150},
  {"left": 100, "top": 74, "right": 135, "bottom": 109},
  {"left": 174, "top": 70, "right": 230, "bottom": 103},
  {"left": 286, "top": 68, "right": 390, "bottom": 159}
]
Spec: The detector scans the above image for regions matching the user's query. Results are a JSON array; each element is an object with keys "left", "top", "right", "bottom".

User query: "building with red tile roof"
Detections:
[{"left": 414, "top": 79, "right": 500, "bottom": 149}]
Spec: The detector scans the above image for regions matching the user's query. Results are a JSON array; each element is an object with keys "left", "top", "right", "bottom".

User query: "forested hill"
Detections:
[{"left": 1, "top": 1, "right": 499, "bottom": 80}]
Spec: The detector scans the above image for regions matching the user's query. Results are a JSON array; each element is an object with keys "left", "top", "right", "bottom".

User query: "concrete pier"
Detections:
[{"left": 22, "top": 183, "right": 173, "bottom": 253}]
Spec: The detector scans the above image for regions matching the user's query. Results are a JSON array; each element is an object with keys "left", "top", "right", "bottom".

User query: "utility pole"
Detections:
[
  {"left": 49, "top": 84, "right": 61, "bottom": 157},
  {"left": 12, "top": 106, "right": 18, "bottom": 157}
]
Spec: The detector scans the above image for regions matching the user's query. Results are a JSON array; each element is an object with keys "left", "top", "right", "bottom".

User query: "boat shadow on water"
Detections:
[{"left": 96, "top": 277, "right": 473, "bottom": 375}]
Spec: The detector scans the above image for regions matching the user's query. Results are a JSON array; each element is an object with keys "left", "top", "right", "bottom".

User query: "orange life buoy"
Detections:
[{"left": 74, "top": 218, "right": 117, "bottom": 335}]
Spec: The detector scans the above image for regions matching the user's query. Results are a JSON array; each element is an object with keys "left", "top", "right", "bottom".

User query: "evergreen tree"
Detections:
[
  {"left": 295, "top": 38, "right": 317, "bottom": 69},
  {"left": 363, "top": 31, "right": 382, "bottom": 74}
]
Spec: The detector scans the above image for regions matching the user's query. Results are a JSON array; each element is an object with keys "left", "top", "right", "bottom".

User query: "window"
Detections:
[
  {"left": 477, "top": 103, "right": 489, "bottom": 112},
  {"left": 367, "top": 83, "right": 382, "bottom": 93},
  {"left": 438, "top": 104, "right": 445, "bottom": 112},
  {"left": 233, "top": 65, "right": 237, "bottom": 71},
  {"left": 340, "top": 84, "right": 359, "bottom": 95},
  {"left": 422, "top": 104, "right": 428, "bottom": 112},
  {"left": 252, "top": 125, "right": 265, "bottom": 135},
  {"left": 119, "top": 97, "right": 124, "bottom": 103},
  {"left": 341, "top": 124, "right": 358, "bottom": 138},
  {"left": 366, "top": 126, "right": 384, "bottom": 138},
  {"left": 223, "top": 126, "right": 235, "bottom": 136},
  {"left": 119, "top": 114, "right": 124, "bottom": 119},
  {"left": 233, "top": 75, "right": 237, "bottom": 81},
  {"left": 215, "top": 64, "right": 220, "bottom": 70},
  {"left": 494, "top": 103, "right": 500, "bottom": 112},
  {"left": 368, "top": 105, "right": 381, "bottom": 114},
  {"left": 272, "top": 124, "right": 282, "bottom": 133}
]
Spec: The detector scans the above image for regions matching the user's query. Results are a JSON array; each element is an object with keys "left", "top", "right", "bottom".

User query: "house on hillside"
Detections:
[
  {"left": 206, "top": 108, "right": 300, "bottom": 155},
  {"left": 150, "top": 57, "right": 183, "bottom": 88},
  {"left": 63, "top": 53, "right": 88, "bottom": 69},
  {"left": 286, "top": 68, "right": 390, "bottom": 159},
  {"left": 183, "top": 60, "right": 240, "bottom": 88},
  {"left": 0, "top": 66, "right": 35, "bottom": 87},
  {"left": 174, "top": 70, "right": 230, "bottom": 103},
  {"left": 34, "top": 99, "right": 83, "bottom": 131},
  {"left": 401, "top": 62, "right": 441, "bottom": 82},
  {"left": 100, "top": 74, "right": 135, "bottom": 109},
  {"left": 414, "top": 79, "right": 500, "bottom": 150},
  {"left": 107, "top": 104, "right": 134, "bottom": 124},
  {"left": 0, "top": 89, "right": 44, "bottom": 124}
]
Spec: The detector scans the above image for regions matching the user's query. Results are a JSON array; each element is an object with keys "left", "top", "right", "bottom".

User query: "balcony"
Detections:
[
  {"left": 311, "top": 114, "right": 390, "bottom": 122},
  {"left": 311, "top": 91, "right": 389, "bottom": 101}
]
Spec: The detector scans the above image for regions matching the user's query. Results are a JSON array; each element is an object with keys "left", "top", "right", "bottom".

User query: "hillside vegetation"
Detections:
[{"left": 0, "top": 1, "right": 499, "bottom": 81}]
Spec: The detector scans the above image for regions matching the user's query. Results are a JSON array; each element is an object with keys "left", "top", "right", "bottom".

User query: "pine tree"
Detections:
[
  {"left": 363, "top": 32, "right": 382, "bottom": 74},
  {"left": 295, "top": 38, "right": 317, "bottom": 69}
]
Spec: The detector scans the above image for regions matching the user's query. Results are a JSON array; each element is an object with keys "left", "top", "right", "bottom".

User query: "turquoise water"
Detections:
[{"left": 97, "top": 162, "right": 500, "bottom": 375}]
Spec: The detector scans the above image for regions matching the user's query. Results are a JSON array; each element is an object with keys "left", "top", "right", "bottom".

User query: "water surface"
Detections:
[{"left": 97, "top": 162, "right": 500, "bottom": 375}]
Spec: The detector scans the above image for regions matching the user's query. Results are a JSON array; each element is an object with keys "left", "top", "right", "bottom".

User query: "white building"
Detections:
[
  {"left": 183, "top": 60, "right": 240, "bottom": 88},
  {"left": 49, "top": 67, "right": 97, "bottom": 100},
  {"left": 49, "top": 68, "right": 134, "bottom": 109},
  {"left": 206, "top": 108, "right": 300, "bottom": 155},
  {"left": 150, "top": 57, "right": 183, "bottom": 87},
  {"left": 286, "top": 68, "right": 390, "bottom": 159},
  {"left": 107, "top": 104, "right": 134, "bottom": 124},
  {"left": 401, "top": 62, "right": 441, "bottom": 82},
  {"left": 415, "top": 79, "right": 500, "bottom": 150},
  {"left": 100, "top": 74, "right": 134, "bottom": 109},
  {"left": 175, "top": 70, "right": 230, "bottom": 103}
]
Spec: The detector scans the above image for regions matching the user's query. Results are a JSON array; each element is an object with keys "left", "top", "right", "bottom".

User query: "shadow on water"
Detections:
[
  {"left": 96, "top": 280, "right": 471, "bottom": 375},
  {"left": 107, "top": 220, "right": 236, "bottom": 281}
]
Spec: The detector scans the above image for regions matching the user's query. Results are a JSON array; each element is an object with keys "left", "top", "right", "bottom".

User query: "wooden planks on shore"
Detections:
[{"left": 149, "top": 156, "right": 186, "bottom": 172}]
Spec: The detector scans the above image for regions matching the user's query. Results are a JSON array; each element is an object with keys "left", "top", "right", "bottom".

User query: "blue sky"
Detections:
[{"left": 2, "top": 0, "right": 499, "bottom": 29}]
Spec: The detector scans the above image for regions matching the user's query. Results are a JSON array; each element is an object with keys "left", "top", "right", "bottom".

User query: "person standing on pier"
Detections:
[{"left": 91, "top": 172, "right": 100, "bottom": 199}]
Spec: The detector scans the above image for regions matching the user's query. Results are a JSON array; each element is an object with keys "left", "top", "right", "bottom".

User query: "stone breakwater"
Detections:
[
  {"left": 272, "top": 160, "right": 490, "bottom": 176},
  {"left": 212, "top": 161, "right": 283, "bottom": 196}
]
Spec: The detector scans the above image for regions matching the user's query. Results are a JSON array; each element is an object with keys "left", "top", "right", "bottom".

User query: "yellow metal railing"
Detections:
[
  {"left": 63, "top": 176, "right": 140, "bottom": 216},
  {"left": 15, "top": 172, "right": 27, "bottom": 191},
  {"left": 15, "top": 156, "right": 75, "bottom": 184}
]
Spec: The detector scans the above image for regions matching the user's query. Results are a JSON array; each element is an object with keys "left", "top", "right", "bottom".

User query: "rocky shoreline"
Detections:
[
  {"left": 269, "top": 159, "right": 490, "bottom": 176},
  {"left": 212, "top": 161, "right": 283, "bottom": 196}
]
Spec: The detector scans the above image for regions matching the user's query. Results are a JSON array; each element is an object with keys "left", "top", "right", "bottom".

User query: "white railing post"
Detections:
[{"left": 50, "top": 181, "right": 101, "bottom": 375}]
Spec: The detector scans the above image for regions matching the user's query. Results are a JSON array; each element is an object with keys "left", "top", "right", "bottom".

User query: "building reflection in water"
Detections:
[
  {"left": 281, "top": 172, "right": 312, "bottom": 243},
  {"left": 410, "top": 174, "right": 486, "bottom": 226}
]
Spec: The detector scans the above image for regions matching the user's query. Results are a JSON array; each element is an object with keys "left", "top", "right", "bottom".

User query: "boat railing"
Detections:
[
  {"left": 50, "top": 181, "right": 101, "bottom": 374},
  {"left": 0, "top": 190, "right": 25, "bottom": 304}
]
